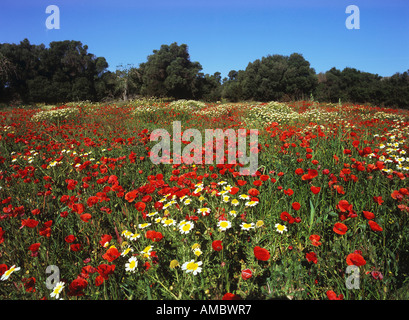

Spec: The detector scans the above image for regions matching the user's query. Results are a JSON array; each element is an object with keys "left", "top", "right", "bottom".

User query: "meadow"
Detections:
[{"left": 0, "top": 99, "right": 409, "bottom": 300}]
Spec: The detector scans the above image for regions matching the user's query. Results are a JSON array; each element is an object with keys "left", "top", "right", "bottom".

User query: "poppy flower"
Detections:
[
  {"left": 248, "top": 188, "right": 259, "bottom": 197},
  {"left": 254, "top": 246, "right": 270, "bottom": 261},
  {"left": 326, "top": 290, "right": 344, "bottom": 300},
  {"left": 309, "top": 235, "right": 322, "bottom": 247},
  {"left": 346, "top": 253, "right": 366, "bottom": 266},
  {"left": 336, "top": 200, "right": 352, "bottom": 212},
  {"left": 333, "top": 222, "right": 348, "bottom": 235},
  {"left": 102, "top": 246, "right": 120, "bottom": 262},
  {"left": 362, "top": 211, "right": 375, "bottom": 220},
  {"left": 21, "top": 218, "right": 39, "bottom": 228},
  {"left": 70, "top": 243, "right": 82, "bottom": 252},
  {"left": 125, "top": 190, "right": 138, "bottom": 202},
  {"left": 306, "top": 251, "right": 318, "bottom": 264},
  {"left": 135, "top": 201, "right": 146, "bottom": 212},
  {"left": 310, "top": 186, "right": 321, "bottom": 194},
  {"left": 65, "top": 235, "right": 76, "bottom": 243},
  {"left": 67, "top": 276, "right": 88, "bottom": 296},
  {"left": 373, "top": 196, "right": 383, "bottom": 205},
  {"left": 28, "top": 243, "right": 41, "bottom": 252},
  {"left": 368, "top": 220, "right": 383, "bottom": 232},
  {"left": 97, "top": 264, "right": 116, "bottom": 280},
  {"left": 280, "top": 211, "right": 295, "bottom": 224},
  {"left": 80, "top": 213, "right": 92, "bottom": 222},
  {"left": 292, "top": 202, "right": 301, "bottom": 211},
  {"left": 212, "top": 240, "right": 223, "bottom": 252},
  {"left": 222, "top": 293, "right": 241, "bottom": 300},
  {"left": 301, "top": 169, "right": 318, "bottom": 181},
  {"left": 145, "top": 230, "right": 163, "bottom": 242},
  {"left": 241, "top": 268, "right": 252, "bottom": 280}
]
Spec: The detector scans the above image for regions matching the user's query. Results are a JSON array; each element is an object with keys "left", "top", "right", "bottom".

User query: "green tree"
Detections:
[{"left": 139, "top": 43, "right": 203, "bottom": 99}]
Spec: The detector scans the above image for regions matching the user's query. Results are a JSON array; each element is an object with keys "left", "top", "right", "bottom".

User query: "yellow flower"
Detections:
[{"left": 170, "top": 260, "right": 180, "bottom": 269}]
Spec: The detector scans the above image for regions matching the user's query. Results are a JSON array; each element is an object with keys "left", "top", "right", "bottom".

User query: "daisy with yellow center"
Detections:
[
  {"left": 198, "top": 195, "right": 205, "bottom": 202},
  {"left": 222, "top": 195, "right": 230, "bottom": 203},
  {"left": 179, "top": 221, "right": 194, "bottom": 234},
  {"left": 184, "top": 198, "right": 192, "bottom": 205},
  {"left": 141, "top": 245, "right": 153, "bottom": 259},
  {"left": 275, "top": 223, "right": 287, "bottom": 234},
  {"left": 50, "top": 281, "right": 65, "bottom": 299},
  {"left": 231, "top": 199, "right": 240, "bottom": 206},
  {"left": 121, "top": 230, "right": 133, "bottom": 239},
  {"left": 218, "top": 220, "right": 232, "bottom": 231},
  {"left": 121, "top": 246, "right": 134, "bottom": 257},
  {"left": 240, "top": 222, "right": 255, "bottom": 231},
  {"left": 197, "top": 207, "right": 211, "bottom": 216},
  {"left": 181, "top": 260, "right": 203, "bottom": 275},
  {"left": 229, "top": 210, "right": 238, "bottom": 217},
  {"left": 130, "top": 233, "right": 140, "bottom": 241},
  {"left": 239, "top": 194, "right": 250, "bottom": 200},
  {"left": 162, "top": 218, "right": 176, "bottom": 227},
  {"left": 125, "top": 256, "right": 138, "bottom": 273},
  {"left": 193, "top": 248, "right": 202, "bottom": 257},
  {"left": 147, "top": 212, "right": 158, "bottom": 218},
  {"left": 245, "top": 200, "right": 258, "bottom": 207},
  {"left": 138, "top": 222, "right": 151, "bottom": 229},
  {"left": 1, "top": 265, "right": 21, "bottom": 281},
  {"left": 256, "top": 220, "right": 265, "bottom": 228}
]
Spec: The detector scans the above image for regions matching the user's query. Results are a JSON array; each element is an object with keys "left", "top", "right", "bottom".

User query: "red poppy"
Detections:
[
  {"left": 306, "top": 251, "right": 318, "bottom": 264},
  {"left": 102, "top": 246, "right": 120, "bottom": 262},
  {"left": 95, "top": 275, "right": 104, "bottom": 287},
  {"left": 362, "top": 211, "right": 375, "bottom": 220},
  {"left": 97, "top": 264, "right": 116, "bottom": 280},
  {"left": 280, "top": 211, "right": 295, "bottom": 224},
  {"left": 28, "top": 243, "right": 41, "bottom": 252},
  {"left": 229, "top": 187, "right": 240, "bottom": 195},
  {"left": 336, "top": 200, "right": 352, "bottom": 212},
  {"left": 292, "top": 202, "right": 301, "bottom": 211},
  {"left": 68, "top": 276, "right": 88, "bottom": 296},
  {"left": 22, "top": 277, "right": 36, "bottom": 293},
  {"left": 373, "top": 196, "right": 384, "bottom": 205},
  {"left": 346, "top": 253, "right": 366, "bottom": 266},
  {"left": 310, "top": 186, "right": 321, "bottom": 194},
  {"left": 134, "top": 201, "right": 146, "bottom": 212},
  {"left": 21, "top": 218, "right": 39, "bottom": 228},
  {"left": 333, "top": 222, "right": 348, "bottom": 235},
  {"left": 125, "top": 190, "right": 138, "bottom": 202},
  {"left": 368, "top": 220, "right": 383, "bottom": 232},
  {"left": 283, "top": 188, "right": 294, "bottom": 196},
  {"left": 70, "top": 243, "right": 82, "bottom": 252},
  {"left": 295, "top": 168, "right": 304, "bottom": 175},
  {"left": 80, "top": 213, "right": 92, "bottom": 223},
  {"left": 145, "top": 230, "right": 163, "bottom": 242},
  {"left": 301, "top": 169, "right": 318, "bottom": 181},
  {"left": 222, "top": 293, "right": 241, "bottom": 300},
  {"left": 241, "top": 268, "right": 252, "bottom": 280},
  {"left": 309, "top": 235, "right": 322, "bottom": 247},
  {"left": 65, "top": 235, "right": 76, "bottom": 243},
  {"left": 254, "top": 246, "right": 270, "bottom": 261},
  {"left": 248, "top": 188, "right": 259, "bottom": 197},
  {"left": 212, "top": 240, "right": 223, "bottom": 252},
  {"left": 326, "top": 290, "right": 344, "bottom": 300}
]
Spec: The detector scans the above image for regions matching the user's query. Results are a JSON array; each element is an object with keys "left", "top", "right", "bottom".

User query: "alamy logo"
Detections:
[
  {"left": 45, "top": 5, "right": 60, "bottom": 30},
  {"left": 149, "top": 121, "right": 259, "bottom": 176}
]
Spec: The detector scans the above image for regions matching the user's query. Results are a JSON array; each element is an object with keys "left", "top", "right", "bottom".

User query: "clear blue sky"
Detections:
[{"left": 1, "top": 0, "right": 408, "bottom": 78}]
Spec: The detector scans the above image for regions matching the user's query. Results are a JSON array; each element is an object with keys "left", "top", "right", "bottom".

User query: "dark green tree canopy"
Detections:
[{"left": 139, "top": 43, "right": 203, "bottom": 99}]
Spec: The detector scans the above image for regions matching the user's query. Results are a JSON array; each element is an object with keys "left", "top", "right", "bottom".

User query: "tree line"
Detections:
[{"left": 1, "top": 39, "right": 408, "bottom": 109}]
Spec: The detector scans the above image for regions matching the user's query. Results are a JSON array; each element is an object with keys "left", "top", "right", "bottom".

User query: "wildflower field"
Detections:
[{"left": 1, "top": 99, "right": 409, "bottom": 300}]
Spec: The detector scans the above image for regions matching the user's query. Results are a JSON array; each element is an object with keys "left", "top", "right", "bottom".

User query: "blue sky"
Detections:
[{"left": 0, "top": 0, "right": 408, "bottom": 78}]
